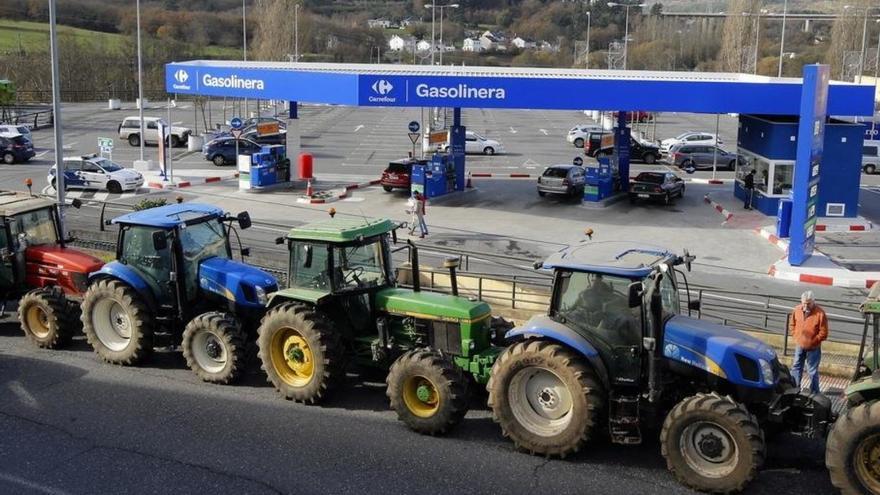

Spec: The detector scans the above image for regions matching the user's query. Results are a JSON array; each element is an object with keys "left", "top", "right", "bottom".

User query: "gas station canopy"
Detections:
[{"left": 166, "top": 61, "right": 875, "bottom": 116}]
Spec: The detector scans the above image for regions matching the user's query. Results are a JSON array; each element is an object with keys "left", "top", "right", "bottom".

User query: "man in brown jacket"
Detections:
[{"left": 788, "top": 291, "right": 828, "bottom": 394}]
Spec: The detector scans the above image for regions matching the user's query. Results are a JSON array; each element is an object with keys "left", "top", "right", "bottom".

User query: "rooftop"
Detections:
[
  {"left": 0, "top": 191, "right": 55, "bottom": 217},
  {"left": 288, "top": 217, "right": 396, "bottom": 243},
  {"left": 112, "top": 203, "right": 224, "bottom": 229},
  {"left": 542, "top": 241, "right": 678, "bottom": 278}
]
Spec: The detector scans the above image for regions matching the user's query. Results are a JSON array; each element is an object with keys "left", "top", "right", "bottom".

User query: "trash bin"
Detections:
[
  {"left": 776, "top": 198, "right": 793, "bottom": 238},
  {"left": 298, "top": 153, "right": 313, "bottom": 179},
  {"left": 187, "top": 135, "right": 204, "bottom": 152}
]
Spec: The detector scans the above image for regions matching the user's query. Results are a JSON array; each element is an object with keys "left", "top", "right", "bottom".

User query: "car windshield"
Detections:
[
  {"left": 386, "top": 162, "right": 410, "bottom": 173},
  {"left": 543, "top": 167, "right": 569, "bottom": 178},
  {"left": 94, "top": 158, "right": 122, "bottom": 172},
  {"left": 12, "top": 208, "right": 57, "bottom": 246},
  {"left": 333, "top": 238, "right": 388, "bottom": 291},
  {"left": 635, "top": 173, "right": 664, "bottom": 183},
  {"left": 179, "top": 218, "right": 229, "bottom": 263}
]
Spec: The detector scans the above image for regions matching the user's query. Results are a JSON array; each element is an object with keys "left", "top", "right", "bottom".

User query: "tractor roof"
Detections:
[
  {"left": 112, "top": 203, "right": 224, "bottom": 229},
  {"left": 542, "top": 241, "right": 678, "bottom": 279},
  {"left": 287, "top": 217, "right": 395, "bottom": 243},
  {"left": 0, "top": 191, "right": 56, "bottom": 217}
]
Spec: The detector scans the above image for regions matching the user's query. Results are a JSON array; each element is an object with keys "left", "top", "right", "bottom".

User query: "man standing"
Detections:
[
  {"left": 789, "top": 290, "right": 829, "bottom": 394},
  {"left": 407, "top": 191, "right": 428, "bottom": 238},
  {"left": 743, "top": 169, "right": 756, "bottom": 209}
]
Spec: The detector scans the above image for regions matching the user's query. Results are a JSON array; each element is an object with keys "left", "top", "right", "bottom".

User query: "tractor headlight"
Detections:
[
  {"left": 254, "top": 285, "right": 268, "bottom": 305},
  {"left": 759, "top": 359, "right": 774, "bottom": 386}
]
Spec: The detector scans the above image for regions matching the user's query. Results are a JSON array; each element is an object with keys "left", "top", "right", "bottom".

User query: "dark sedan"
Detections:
[
  {"left": 629, "top": 171, "right": 685, "bottom": 205},
  {"left": 0, "top": 135, "right": 35, "bottom": 164},
  {"left": 203, "top": 137, "right": 263, "bottom": 166}
]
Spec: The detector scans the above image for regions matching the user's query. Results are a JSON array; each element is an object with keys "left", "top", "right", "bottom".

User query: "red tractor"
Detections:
[{"left": 0, "top": 191, "right": 104, "bottom": 348}]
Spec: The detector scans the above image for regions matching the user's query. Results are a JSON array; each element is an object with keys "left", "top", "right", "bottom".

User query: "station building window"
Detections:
[{"left": 735, "top": 149, "right": 793, "bottom": 198}]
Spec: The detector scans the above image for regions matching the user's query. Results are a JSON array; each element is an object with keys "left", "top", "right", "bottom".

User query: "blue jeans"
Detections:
[
  {"left": 791, "top": 346, "right": 821, "bottom": 394},
  {"left": 417, "top": 213, "right": 428, "bottom": 236}
]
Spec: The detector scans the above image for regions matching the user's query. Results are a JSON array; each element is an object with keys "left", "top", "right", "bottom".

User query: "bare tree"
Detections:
[
  {"left": 718, "top": 0, "right": 762, "bottom": 72},
  {"left": 826, "top": 0, "right": 872, "bottom": 80}
]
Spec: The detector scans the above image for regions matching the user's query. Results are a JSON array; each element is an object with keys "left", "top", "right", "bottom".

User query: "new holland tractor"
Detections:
[
  {"left": 0, "top": 191, "right": 103, "bottom": 348},
  {"left": 258, "top": 217, "right": 506, "bottom": 435},
  {"left": 487, "top": 242, "right": 833, "bottom": 494},
  {"left": 81, "top": 203, "right": 278, "bottom": 384},
  {"left": 826, "top": 282, "right": 880, "bottom": 495}
]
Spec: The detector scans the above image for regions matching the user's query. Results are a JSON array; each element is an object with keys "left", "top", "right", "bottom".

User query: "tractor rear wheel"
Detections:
[
  {"left": 257, "top": 302, "right": 344, "bottom": 404},
  {"left": 661, "top": 392, "right": 765, "bottom": 494},
  {"left": 182, "top": 312, "right": 247, "bottom": 384},
  {"left": 386, "top": 349, "right": 470, "bottom": 435},
  {"left": 81, "top": 279, "right": 154, "bottom": 365},
  {"left": 827, "top": 400, "right": 880, "bottom": 495},
  {"left": 18, "top": 288, "right": 72, "bottom": 349},
  {"left": 487, "top": 340, "right": 605, "bottom": 457}
]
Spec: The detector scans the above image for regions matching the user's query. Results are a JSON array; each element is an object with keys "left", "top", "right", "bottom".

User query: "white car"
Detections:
[
  {"left": 48, "top": 155, "right": 144, "bottom": 193},
  {"left": 440, "top": 131, "right": 504, "bottom": 155},
  {"left": 0, "top": 124, "right": 33, "bottom": 144},
  {"left": 659, "top": 131, "right": 722, "bottom": 154},
  {"left": 566, "top": 124, "right": 604, "bottom": 147},
  {"left": 118, "top": 116, "right": 191, "bottom": 147}
]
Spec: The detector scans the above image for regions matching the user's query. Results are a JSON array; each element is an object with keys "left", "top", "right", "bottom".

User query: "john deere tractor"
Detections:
[
  {"left": 0, "top": 191, "right": 103, "bottom": 348},
  {"left": 258, "top": 217, "right": 506, "bottom": 435},
  {"left": 81, "top": 203, "right": 278, "bottom": 384},
  {"left": 826, "top": 282, "right": 880, "bottom": 495},
  {"left": 487, "top": 241, "right": 833, "bottom": 494}
]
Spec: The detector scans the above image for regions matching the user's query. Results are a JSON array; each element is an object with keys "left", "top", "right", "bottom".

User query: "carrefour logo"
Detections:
[
  {"left": 368, "top": 79, "right": 397, "bottom": 103},
  {"left": 174, "top": 69, "right": 189, "bottom": 84}
]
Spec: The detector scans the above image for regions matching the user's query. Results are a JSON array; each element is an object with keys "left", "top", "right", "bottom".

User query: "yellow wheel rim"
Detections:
[
  {"left": 402, "top": 375, "right": 440, "bottom": 418},
  {"left": 855, "top": 432, "right": 880, "bottom": 493},
  {"left": 270, "top": 327, "right": 315, "bottom": 387},
  {"left": 26, "top": 305, "right": 50, "bottom": 339}
]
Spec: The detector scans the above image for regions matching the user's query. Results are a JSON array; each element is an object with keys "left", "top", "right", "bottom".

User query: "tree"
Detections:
[
  {"left": 826, "top": 0, "right": 873, "bottom": 80},
  {"left": 718, "top": 0, "right": 762, "bottom": 73}
]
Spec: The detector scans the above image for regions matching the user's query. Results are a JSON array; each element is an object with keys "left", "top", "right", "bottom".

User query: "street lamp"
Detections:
[
  {"left": 425, "top": 3, "right": 459, "bottom": 66},
  {"left": 439, "top": 3, "right": 459, "bottom": 65},
  {"left": 136, "top": 0, "right": 145, "bottom": 161},
  {"left": 607, "top": 2, "right": 647, "bottom": 70},
  {"left": 777, "top": 0, "right": 788, "bottom": 77},
  {"left": 294, "top": 4, "right": 300, "bottom": 62},
  {"left": 585, "top": 11, "right": 592, "bottom": 69}
]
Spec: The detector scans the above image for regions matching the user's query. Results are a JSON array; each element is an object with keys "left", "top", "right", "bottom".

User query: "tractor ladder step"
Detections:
[{"left": 609, "top": 395, "right": 642, "bottom": 445}]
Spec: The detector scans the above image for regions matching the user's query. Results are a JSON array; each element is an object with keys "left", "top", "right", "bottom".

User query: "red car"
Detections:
[
  {"left": 380, "top": 158, "right": 426, "bottom": 192},
  {"left": 612, "top": 111, "right": 655, "bottom": 123}
]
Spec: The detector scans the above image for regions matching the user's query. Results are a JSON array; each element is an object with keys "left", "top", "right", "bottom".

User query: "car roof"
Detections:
[
  {"left": 112, "top": 203, "right": 224, "bottom": 229},
  {"left": 287, "top": 217, "right": 395, "bottom": 243},
  {"left": 546, "top": 164, "right": 578, "bottom": 170},
  {"left": 542, "top": 241, "right": 677, "bottom": 278},
  {"left": 124, "top": 116, "right": 159, "bottom": 121}
]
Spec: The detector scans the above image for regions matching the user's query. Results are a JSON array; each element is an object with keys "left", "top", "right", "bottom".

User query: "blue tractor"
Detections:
[
  {"left": 487, "top": 242, "right": 831, "bottom": 494},
  {"left": 80, "top": 203, "right": 278, "bottom": 384}
]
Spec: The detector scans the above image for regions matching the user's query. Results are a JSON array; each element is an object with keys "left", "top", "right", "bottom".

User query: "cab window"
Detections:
[
  {"left": 555, "top": 272, "right": 641, "bottom": 348},
  {"left": 290, "top": 242, "right": 331, "bottom": 290}
]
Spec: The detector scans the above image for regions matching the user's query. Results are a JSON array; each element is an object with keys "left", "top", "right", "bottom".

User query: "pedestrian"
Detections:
[
  {"left": 788, "top": 290, "right": 829, "bottom": 394},
  {"left": 406, "top": 191, "right": 428, "bottom": 238},
  {"left": 743, "top": 169, "right": 756, "bottom": 210}
]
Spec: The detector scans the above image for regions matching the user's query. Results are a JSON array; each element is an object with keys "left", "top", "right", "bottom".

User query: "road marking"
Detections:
[
  {"left": 34, "top": 151, "right": 50, "bottom": 158},
  {"left": 61, "top": 141, "right": 78, "bottom": 150},
  {"left": 509, "top": 127, "right": 517, "bottom": 134},
  {"left": 7, "top": 381, "right": 37, "bottom": 408},
  {"left": 354, "top": 125, "right": 365, "bottom": 132},
  {"left": 0, "top": 472, "right": 70, "bottom": 495},
  {"left": 539, "top": 129, "right": 549, "bottom": 136}
]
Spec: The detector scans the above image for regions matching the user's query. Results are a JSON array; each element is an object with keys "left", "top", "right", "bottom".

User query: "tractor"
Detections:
[
  {"left": 258, "top": 217, "right": 507, "bottom": 434},
  {"left": 80, "top": 203, "right": 278, "bottom": 384},
  {"left": 487, "top": 241, "right": 833, "bottom": 494},
  {"left": 0, "top": 190, "right": 103, "bottom": 348},
  {"left": 826, "top": 282, "right": 880, "bottom": 495}
]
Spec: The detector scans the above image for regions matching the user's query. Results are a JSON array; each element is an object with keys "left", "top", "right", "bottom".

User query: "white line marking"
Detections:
[
  {"left": 7, "top": 381, "right": 38, "bottom": 408},
  {"left": 0, "top": 472, "right": 71, "bottom": 495},
  {"left": 539, "top": 129, "right": 549, "bottom": 136},
  {"left": 509, "top": 127, "right": 517, "bottom": 134},
  {"left": 34, "top": 151, "right": 50, "bottom": 158},
  {"left": 354, "top": 125, "right": 365, "bottom": 132}
]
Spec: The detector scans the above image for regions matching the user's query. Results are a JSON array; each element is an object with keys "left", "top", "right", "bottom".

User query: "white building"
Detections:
[
  {"left": 462, "top": 38, "right": 482, "bottom": 52},
  {"left": 388, "top": 34, "right": 416, "bottom": 51},
  {"left": 367, "top": 19, "right": 392, "bottom": 29},
  {"left": 479, "top": 30, "right": 507, "bottom": 51},
  {"left": 512, "top": 36, "right": 537, "bottom": 49},
  {"left": 416, "top": 40, "right": 433, "bottom": 52}
]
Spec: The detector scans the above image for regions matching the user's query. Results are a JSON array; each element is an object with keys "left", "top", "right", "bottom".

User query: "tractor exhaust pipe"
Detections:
[
  {"left": 444, "top": 257, "right": 460, "bottom": 296},
  {"left": 407, "top": 239, "right": 420, "bottom": 292}
]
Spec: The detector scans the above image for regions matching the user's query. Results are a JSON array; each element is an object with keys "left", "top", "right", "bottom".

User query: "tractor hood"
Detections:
[
  {"left": 663, "top": 315, "right": 778, "bottom": 389},
  {"left": 26, "top": 245, "right": 104, "bottom": 274},
  {"left": 375, "top": 287, "right": 490, "bottom": 322},
  {"left": 198, "top": 257, "right": 278, "bottom": 309}
]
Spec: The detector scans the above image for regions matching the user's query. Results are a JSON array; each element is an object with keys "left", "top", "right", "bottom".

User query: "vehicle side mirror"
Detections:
[
  {"left": 237, "top": 211, "right": 251, "bottom": 230},
  {"left": 152, "top": 230, "right": 168, "bottom": 251},
  {"left": 628, "top": 281, "right": 644, "bottom": 308},
  {"left": 688, "top": 300, "right": 701, "bottom": 312},
  {"left": 303, "top": 245, "right": 313, "bottom": 269},
  {"left": 240, "top": 247, "right": 251, "bottom": 257},
  {"left": 71, "top": 198, "right": 82, "bottom": 209},
  {"left": 274, "top": 236, "right": 285, "bottom": 245},
  {"left": 105, "top": 219, "right": 113, "bottom": 226}
]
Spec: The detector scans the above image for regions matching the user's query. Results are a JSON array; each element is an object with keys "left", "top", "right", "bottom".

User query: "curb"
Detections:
[
  {"left": 768, "top": 259, "right": 880, "bottom": 289},
  {"left": 298, "top": 178, "right": 381, "bottom": 204},
  {"left": 754, "top": 227, "right": 790, "bottom": 253},
  {"left": 689, "top": 178, "right": 730, "bottom": 185},
  {"left": 815, "top": 223, "right": 872, "bottom": 232},
  {"left": 146, "top": 173, "right": 239, "bottom": 190},
  {"left": 703, "top": 194, "right": 733, "bottom": 222}
]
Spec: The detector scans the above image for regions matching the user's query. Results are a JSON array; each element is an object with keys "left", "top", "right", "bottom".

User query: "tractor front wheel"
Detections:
[
  {"left": 827, "top": 400, "right": 880, "bottom": 495},
  {"left": 386, "top": 349, "right": 470, "bottom": 435},
  {"left": 81, "top": 279, "right": 154, "bottom": 365},
  {"left": 257, "top": 302, "right": 344, "bottom": 404},
  {"left": 182, "top": 312, "right": 247, "bottom": 384},
  {"left": 487, "top": 340, "right": 605, "bottom": 457},
  {"left": 18, "top": 288, "right": 72, "bottom": 349},
  {"left": 661, "top": 392, "right": 765, "bottom": 494}
]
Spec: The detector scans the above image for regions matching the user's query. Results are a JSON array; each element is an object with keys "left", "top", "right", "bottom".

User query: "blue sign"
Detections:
[
  {"left": 573, "top": 156, "right": 583, "bottom": 166},
  {"left": 408, "top": 120, "right": 420, "bottom": 133},
  {"left": 788, "top": 65, "right": 829, "bottom": 266},
  {"left": 230, "top": 117, "right": 243, "bottom": 129}
]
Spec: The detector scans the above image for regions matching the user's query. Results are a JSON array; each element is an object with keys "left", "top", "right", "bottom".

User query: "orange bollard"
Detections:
[
  {"left": 306, "top": 179, "right": 313, "bottom": 196},
  {"left": 466, "top": 172, "right": 472, "bottom": 189}
]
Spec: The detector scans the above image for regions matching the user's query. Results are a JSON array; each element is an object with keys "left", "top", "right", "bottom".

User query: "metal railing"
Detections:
[{"left": 0, "top": 105, "right": 54, "bottom": 130}]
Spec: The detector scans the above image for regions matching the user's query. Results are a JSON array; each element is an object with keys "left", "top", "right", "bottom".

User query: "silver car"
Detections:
[
  {"left": 537, "top": 164, "right": 586, "bottom": 198},
  {"left": 670, "top": 144, "right": 739, "bottom": 170}
]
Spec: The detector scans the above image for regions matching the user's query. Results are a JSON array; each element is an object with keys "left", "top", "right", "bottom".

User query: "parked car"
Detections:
[
  {"left": 669, "top": 144, "right": 739, "bottom": 170},
  {"left": 612, "top": 111, "right": 654, "bottom": 123},
  {"left": 598, "top": 139, "right": 661, "bottom": 164},
  {"left": 629, "top": 171, "right": 685, "bottom": 205},
  {"left": 567, "top": 124, "right": 605, "bottom": 148},
  {"left": 213, "top": 127, "right": 286, "bottom": 146},
  {"left": 203, "top": 137, "right": 263, "bottom": 166},
  {"left": 863, "top": 139, "right": 880, "bottom": 174},
  {"left": 0, "top": 134, "right": 35, "bottom": 164},
  {"left": 380, "top": 158, "right": 427, "bottom": 192},
  {"left": 537, "top": 164, "right": 586, "bottom": 198},
  {"left": 48, "top": 155, "right": 144, "bottom": 193},
  {"left": 659, "top": 131, "right": 721, "bottom": 153},
  {"left": 584, "top": 131, "right": 614, "bottom": 157},
  {"left": 441, "top": 131, "right": 504, "bottom": 155},
  {"left": 118, "top": 116, "right": 191, "bottom": 147},
  {"left": 0, "top": 124, "right": 33, "bottom": 144},
  {"left": 241, "top": 116, "right": 286, "bottom": 130}
]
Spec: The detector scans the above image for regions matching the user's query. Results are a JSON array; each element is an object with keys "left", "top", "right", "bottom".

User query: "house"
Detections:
[
  {"left": 538, "top": 41, "right": 558, "bottom": 52},
  {"left": 479, "top": 30, "right": 507, "bottom": 51},
  {"left": 462, "top": 38, "right": 482, "bottom": 52},
  {"left": 367, "top": 19, "right": 392, "bottom": 29},
  {"left": 416, "top": 40, "right": 433, "bottom": 52},
  {"left": 388, "top": 34, "right": 416, "bottom": 51},
  {"left": 512, "top": 36, "right": 537, "bottom": 50},
  {"left": 399, "top": 17, "right": 415, "bottom": 28}
]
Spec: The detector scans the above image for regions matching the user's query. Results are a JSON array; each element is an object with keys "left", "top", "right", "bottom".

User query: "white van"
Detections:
[{"left": 864, "top": 139, "right": 880, "bottom": 174}]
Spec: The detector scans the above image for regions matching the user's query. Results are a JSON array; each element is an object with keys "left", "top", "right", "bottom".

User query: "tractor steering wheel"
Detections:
[{"left": 344, "top": 266, "right": 365, "bottom": 286}]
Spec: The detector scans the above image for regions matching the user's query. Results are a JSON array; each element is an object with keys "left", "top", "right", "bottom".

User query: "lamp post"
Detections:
[
  {"left": 136, "top": 0, "right": 145, "bottom": 161},
  {"left": 294, "top": 4, "right": 300, "bottom": 62},
  {"left": 607, "top": 2, "right": 647, "bottom": 70},
  {"left": 585, "top": 11, "right": 592, "bottom": 69},
  {"left": 425, "top": 3, "right": 459, "bottom": 66},
  {"left": 48, "top": 0, "right": 65, "bottom": 231},
  {"left": 752, "top": 9, "right": 768, "bottom": 75},
  {"left": 242, "top": 0, "right": 248, "bottom": 117},
  {"left": 777, "top": 0, "right": 788, "bottom": 77},
  {"left": 438, "top": 4, "right": 459, "bottom": 65}
]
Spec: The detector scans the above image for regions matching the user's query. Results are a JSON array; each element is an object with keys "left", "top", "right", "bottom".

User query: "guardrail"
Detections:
[{"left": 0, "top": 105, "right": 54, "bottom": 130}]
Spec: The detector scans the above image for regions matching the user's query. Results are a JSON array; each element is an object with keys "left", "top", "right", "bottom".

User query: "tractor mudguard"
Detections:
[
  {"left": 198, "top": 257, "right": 277, "bottom": 309},
  {"left": 89, "top": 262, "right": 157, "bottom": 311},
  {"left": 505, "top": 314, "right": 610, "bottom": 388},
  {"left": 767, "top": 388, "right": 834, "bottom": 439}
]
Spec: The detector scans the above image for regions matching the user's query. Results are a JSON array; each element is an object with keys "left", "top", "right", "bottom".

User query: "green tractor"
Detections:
[
  {"left": 826, "top": 282, "right": 880, "bottom": 495},
  {"left": 258, "top": 217, "right": 506, "bottom": 434}
]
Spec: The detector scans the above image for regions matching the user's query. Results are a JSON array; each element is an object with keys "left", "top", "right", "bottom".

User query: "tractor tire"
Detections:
[
  {"left": 386, "top": 349, "right": 470, "bottom": 435},
  {"left": 18, "top": 288, "right": 72, "bottom": 349},
  {"left": 661, "top": 392, "right": 765, "bottom": 494},
  {"left": 182, "top": 312, "right": 247, "bottom": 385},
  {"left": 257, "top": 302, "right": 344, "bottom": 404},
  {"left": 487, "top": 340, "right": 605, "bottom": 457},
  {"left": 826, "top": 400, "right": 880, "bottom": 495},
  {"left": 81, "top": 279, "right": 154, "bottom": 365}
]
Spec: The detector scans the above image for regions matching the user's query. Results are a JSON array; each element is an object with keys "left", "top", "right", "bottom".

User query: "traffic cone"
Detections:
[
  {"left": 466, "top": 172, "right": 472, "bottom": 189},
  {"left": 306, "top": 179, "right": 313, "bottom": 196}
]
